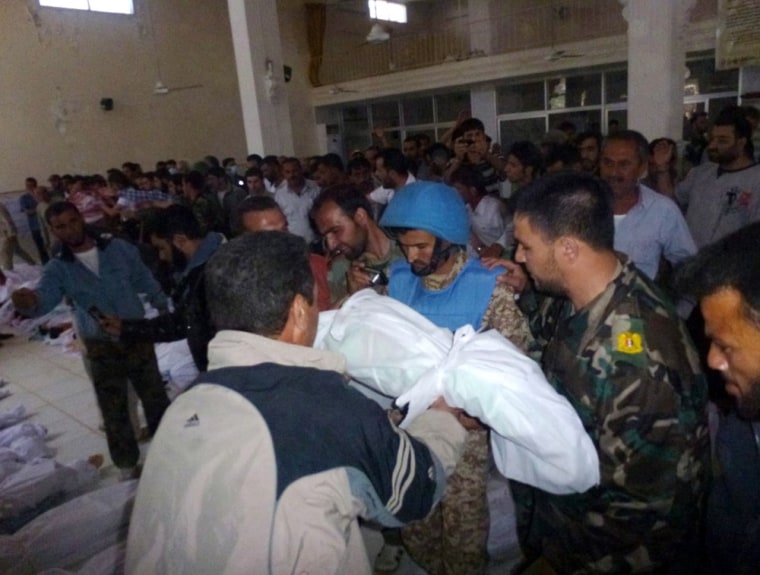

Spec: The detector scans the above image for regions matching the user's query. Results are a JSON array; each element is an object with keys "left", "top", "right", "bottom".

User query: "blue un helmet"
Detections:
[{"left": 379, "top": 181, "right": 470, "bottom": 245}]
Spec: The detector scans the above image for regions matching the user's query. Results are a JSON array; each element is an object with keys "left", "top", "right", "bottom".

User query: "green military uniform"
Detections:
[
  {"left": 516, "top": 256, "right": 709, "bottom": 573},
  {"left": 185, "top": 193, "right": 224, "bottom": 236}
]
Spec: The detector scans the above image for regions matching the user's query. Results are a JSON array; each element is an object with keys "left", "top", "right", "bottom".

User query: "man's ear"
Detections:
[
  {"left": 555, "top": 236, "right": 580, "bottom": 264},
  {"left": 289, "top": 293, "right": 311, "bottom": 339},
  {"left": 172, "top": 233, "right": 189, "bottom": 251},
  {"left": 354, "top": 207, "right": 369, "bottom": 226}
]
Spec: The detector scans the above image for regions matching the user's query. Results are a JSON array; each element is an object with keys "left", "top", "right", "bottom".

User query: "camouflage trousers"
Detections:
[
  {"left": 83, "top": 340, "right": 169, "bottom": 469},
  {"left": 402, "top": 428, "right": 490, "bottom": 575}
]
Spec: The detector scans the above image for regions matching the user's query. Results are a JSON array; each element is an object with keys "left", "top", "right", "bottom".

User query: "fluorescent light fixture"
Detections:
[
  {"left": 39, "top": 0, "right": 134, "bottom": 15},
  {"left": 368, "top": 0, "right": 407, "bottom": 24}
]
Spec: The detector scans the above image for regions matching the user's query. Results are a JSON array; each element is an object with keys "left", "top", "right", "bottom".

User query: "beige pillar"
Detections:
[
  {"left": 621, "top": 0, "right": 696, "bottom": 141},
  {"left": 227, "top": 0, "right": 294, "bottom": 155}
]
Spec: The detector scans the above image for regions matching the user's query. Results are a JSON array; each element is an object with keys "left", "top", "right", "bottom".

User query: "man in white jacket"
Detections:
[{"left": 126, "top": 231, "right": 466, "bottom": 575}]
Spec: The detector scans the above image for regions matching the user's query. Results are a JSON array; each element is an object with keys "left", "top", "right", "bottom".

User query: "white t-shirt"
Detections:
[{"left": 75, "top": 246, "right": 99, "bottom": 276}]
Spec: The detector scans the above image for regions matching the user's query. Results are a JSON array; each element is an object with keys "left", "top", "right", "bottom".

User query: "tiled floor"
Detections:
[
  {"left": 0, "top": 330, "right": 114, "bottom": 471},
  {"left": 0, "top": 329, "right": 520, "bottom": 574}
]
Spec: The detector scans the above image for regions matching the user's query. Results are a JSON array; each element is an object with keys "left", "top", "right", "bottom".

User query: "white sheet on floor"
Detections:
[
  {"left": 0, "top": 480, "right": 137, "bottom": 574},
  {"left": 0, "top": 422, "right": 47, "bottom": 448},
  {"left": 316, "top": 289, "right": 600, "bottom": 495},
  {"left": 0, "top": 405, "right": 27, "bottom": 431}
]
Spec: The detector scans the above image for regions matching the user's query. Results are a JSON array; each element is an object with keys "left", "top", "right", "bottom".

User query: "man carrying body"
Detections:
[
  {"left": 676, "top": 222, "right": 760, "bottom": 574},
  {"left": 506, "top": 172, "right": 708, "bottom": 573},
  {"left": 11, "top": 202, "right": 170, "bottom": 480},
  {"left": 379, "top": 181, "right": 533, "bottom": 574},
  {"left": 312, "top": 184, "right": 403, "bottom": 303},
  {"left": 126, "top": 232, "right": 467, "bottom": 574},
  {"left": 675, "top": 106, "right": 760, "bottom": 248},
  {"left": 600, "top": 129, "right": 696, "bottom": 282}
]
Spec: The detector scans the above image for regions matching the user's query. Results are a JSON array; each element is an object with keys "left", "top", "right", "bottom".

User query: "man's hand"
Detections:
[
  {"left": 98, "top": 315, "right": 122, "bottom": 337},
  {"left": 481, "top": 258, "right": 529, "bottom": 294},
  {"left": 429, "top": 397, "right": 483, "bottom": 430},
  {"left": 11, "top": 288, "right": 38, "bottom": 310},
  {"left": 346, "top": 261, "right": 374, "bottom": 294},
  {"left": 477, "top": 244, "right": 504, "bottom": 259}
]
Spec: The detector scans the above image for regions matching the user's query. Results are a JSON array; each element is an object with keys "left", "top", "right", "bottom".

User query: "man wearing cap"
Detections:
[{"left": 378, "top": 181, "right": 533, "bottom": 574}]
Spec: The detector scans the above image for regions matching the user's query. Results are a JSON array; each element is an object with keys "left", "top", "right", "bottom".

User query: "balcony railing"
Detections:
[{"left": 317, "top": 0, "right": 632, "bottom": 85}]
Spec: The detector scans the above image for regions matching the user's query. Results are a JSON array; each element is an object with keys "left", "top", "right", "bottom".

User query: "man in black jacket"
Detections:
[{"left": 100, "top": 205, "right": 223, "bottom": 371}]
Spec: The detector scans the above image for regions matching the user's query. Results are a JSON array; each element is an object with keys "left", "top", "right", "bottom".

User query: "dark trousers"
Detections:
[
  {"left": 84, "top": 340, "right": 169, "bottom": 469},
  {"left": 30, "top": 229, "right": 49, "bottom": 264}
]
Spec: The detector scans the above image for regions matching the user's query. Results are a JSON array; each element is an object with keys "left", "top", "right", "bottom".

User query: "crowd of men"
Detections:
[{"left": 3, "top": 102, "right": 760, "bottom": 574}]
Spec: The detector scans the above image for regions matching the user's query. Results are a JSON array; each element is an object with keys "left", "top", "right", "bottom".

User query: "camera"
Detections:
[{"left": 365, "top": 267, "right": 389, "bottom": 287}]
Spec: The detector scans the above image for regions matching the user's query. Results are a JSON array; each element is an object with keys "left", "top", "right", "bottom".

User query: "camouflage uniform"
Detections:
[
  {"left": 516, "top": 256, "right": 709, "bottom": 573},
  {"left": 185, "top": 193, "right": 224, "bottom": 236},
  {"left": 401, "top": 251, "right": 533, "bottom": 574}
]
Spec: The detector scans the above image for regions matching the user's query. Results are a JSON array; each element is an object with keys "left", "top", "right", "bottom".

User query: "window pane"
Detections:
[
  {"left": 685, "top": 58, "right": 739, "bottom": 95},
  {"left": 402, "top": 96, "right": 434, "bottom": 126},
  {"left": 548, "top": 75, "right": 601, "bottom": 110},
  {"left": 88, "top": 0, "right": 134, "bottom": 14},
  {"left": 707, "top": 96, "right": 738, "bottom": 122},
  {"left": 607, "top": 110, "right": 628, "bottom": 134},
  {"left": 435, "top": 92, "right": 470, "bottom": 122},
  {"left": 497, "top": 82, "right": 544, "bottom": 114},
  {"left": 371, "top": 101, "right": 400, "bottom": 128},
  {"left": 40, "top": 0, "right": 89, "bottom": 9},
  {"left": 565, "top": 74, "right": 601, "bottom": 107},
  {"left": 342, "top": 106, "right": 370, "bottom": 155},
  {"left": 499, "top": 117, "right": 546, "bottom": 152},
  {"left": 549, "top": 110, "right": 602, "bottom": 135},
  {"left": 605, "top": 70, "right": 628, "bottom": 104}
]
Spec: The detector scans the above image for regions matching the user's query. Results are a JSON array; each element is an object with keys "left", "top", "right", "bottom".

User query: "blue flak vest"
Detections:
[{"left": 388, "top": 258, "right": 502, "bottom": 332}]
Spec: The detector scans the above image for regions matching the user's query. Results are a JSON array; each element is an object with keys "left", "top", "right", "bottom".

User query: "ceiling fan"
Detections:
[
  {"left": 545, "top": 49, "right": 583, "bottom": 62},
  {"left": 153, "top": 80, "right": 204, "bottom": 95},
  {"left": 328, "top": 85, "right": 359, "bottom": 95}
]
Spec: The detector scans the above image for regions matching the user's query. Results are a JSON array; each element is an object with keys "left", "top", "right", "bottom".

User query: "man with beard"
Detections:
[
  {"left": 504, "top": 172, "right": 708, "bottom": 573},
  {"left": 599, "top": 130, "right": 696, "bottom": 282},
  {"left": 576, "top": 131, "right": 603, "bottom": 175},
  {"left": 311, "top": 185, "right": 402, "bottom": 302},
  {"left": 11, "top": 202, "right": 170, "bottom": 480},
  {"left": 676, "top": 106, "right": 760, "bottom": 248},
  {"left": 379, "top": 181, "right": 532, "bottom": 575},
  {"left": 677, "top": 222, "right": 760, "bottom": 574},
  {"left": 98, "top": 204, "right": 224, "bottom": 372},
  {"left": 369, "top": 147, "right": 416, "bottom": 206}
]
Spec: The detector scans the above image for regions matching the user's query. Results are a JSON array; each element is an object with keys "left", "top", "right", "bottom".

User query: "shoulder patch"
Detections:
[{"left": 617, "top": 331, "right": 643, "bottom": 354}]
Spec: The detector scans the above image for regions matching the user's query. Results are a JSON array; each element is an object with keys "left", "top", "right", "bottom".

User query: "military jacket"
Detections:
[{"left": 518, "top": 256, "right": 709, "bottom": 573}]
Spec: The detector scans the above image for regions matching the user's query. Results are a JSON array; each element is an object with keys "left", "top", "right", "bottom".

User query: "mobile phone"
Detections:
[
  {"left": 88, "top": 305, "right": 106, "bottom": 321},
  {"left": 365, "top": 266, "right": 389, "bottom": 287}
]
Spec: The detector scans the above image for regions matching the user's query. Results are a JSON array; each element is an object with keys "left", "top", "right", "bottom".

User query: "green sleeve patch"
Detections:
[{"left": 611, "top": 317, "right": 648, "bottom": 369}]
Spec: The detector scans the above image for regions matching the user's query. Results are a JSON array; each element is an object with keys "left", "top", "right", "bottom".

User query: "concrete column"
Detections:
[
  {"left": 470, "top": 85, "right": 498, "bottom": 139},
  {"left": 227, "top": 0, "right": 294, "bottom": 155},
  {"left": 468, "top": 0, "right": 492, "bottom": 56},
  {"left": 621, "top": 0, "right": 696, "bottom": 141}
]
